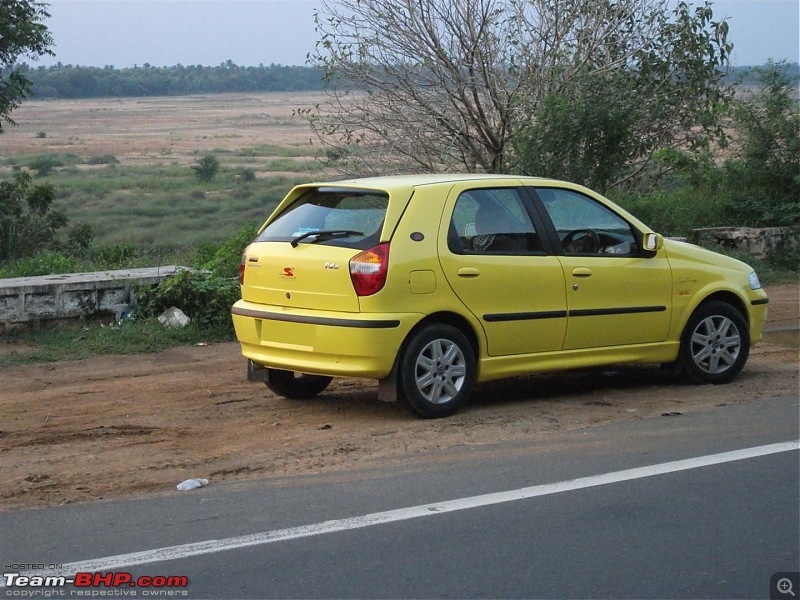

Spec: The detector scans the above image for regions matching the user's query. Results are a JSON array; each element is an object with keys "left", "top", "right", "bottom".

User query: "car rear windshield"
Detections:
[{"left": 255, "top": 187, "right": 389, "bottom": 249}]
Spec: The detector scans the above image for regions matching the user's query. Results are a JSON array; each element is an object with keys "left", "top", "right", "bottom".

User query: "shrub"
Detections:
[
  {"left": 133, "top": 268, "right": 239, "bottom": 330},
  {"left": 721, "top": 62, "right": 800, "bottom": 226},
  {"left": 65, "top": 223, "right": 95, "bottom": 255},
  {"left": 191, "top": 154, "right": 220, "bottom": 182},
  {"left": 0, "top": 251, "right": 77, "bottom": 278},
  {"left": 0, "top": 171, "right": 68, "bottom": 261},
  {"left": 29, "top": 154, "right": 64, "bottom": 177},
  {"left": 199, "top": 222, "right": 259, "bottom": 278},
  {"left": 85, "top": 154, "right": 119, "bottom": 165},
  {"left": 238, "top": 168, "right": 256, "bottom": 182}
]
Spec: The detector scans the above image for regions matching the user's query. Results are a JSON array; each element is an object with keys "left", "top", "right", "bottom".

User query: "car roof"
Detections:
[{"left": 312, "top": 173, "right": 561, "bottom": 190}]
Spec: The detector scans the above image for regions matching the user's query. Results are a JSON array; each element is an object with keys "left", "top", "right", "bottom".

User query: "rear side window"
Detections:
[
  {"left": 449, "top": 188, "right": 543, "bottom": 254},
  {"left": 255, "top": 187, "right": 388, "bottom": 249}
]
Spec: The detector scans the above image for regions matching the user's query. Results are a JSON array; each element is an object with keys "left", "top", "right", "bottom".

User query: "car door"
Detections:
[
  {"left": 438, "top": 183, "right": 567, "bottom": 357},
  {"left": 532, "top": 186, "right": 672, "bottom": 350}
]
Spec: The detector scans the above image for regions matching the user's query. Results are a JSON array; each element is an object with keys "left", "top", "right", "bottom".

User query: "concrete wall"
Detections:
[
  {"left": 0, "top": 266, "right": 183, "bottom": 332},
  {"left": 691, "top": 227, "right": 799, "bottom": 260}
]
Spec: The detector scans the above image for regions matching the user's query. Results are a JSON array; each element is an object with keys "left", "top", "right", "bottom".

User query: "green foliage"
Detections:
[
  {"left": 122, "top": 223, "right": 259, "bottom": 335},
  {"left": 191, "top": 154, "right": 220, "bottom": 182},
  {"left": 514, "top": 1, "right": 731, "bottom": 192},
  {"left": 0, "top": 250, "right": 77, "bottom": 277},
  {"left": 620, "top": 62, "right": 800, "bottom": 235},
  {"left": 65, "top": 222, "right": 95, "bottom": 255},
  {"left": 85, "top": 154, "right": 119, "bottom": 165},
  {"left": 0, "top": 170, "right": 67, "bottom": 261},
  {"left": 28, "top": 153, "right": 64, "bottom": 176},
  {"left": 133, "top": 268, "right": 239, "bottom": 331},
  {"left": 238, "top": 167, "right": 256, "bottom": 182},
  {"left": 721, "top": 62, "right": 800, "bottom": 226},
  {"left": 0, "top": 244, "right": 189, "bottom": 278},
  {"left": 125, "top": 224, "right": 257, "bottom": 334},
  {"left": 198, "top": 222, "right": 259, "bottom": 278},
  {"left": 0, "top": 0, "right": 54, "bottom": 132},
  {"left": 514, "top": 72, "right": 641, "bottom": 192}
]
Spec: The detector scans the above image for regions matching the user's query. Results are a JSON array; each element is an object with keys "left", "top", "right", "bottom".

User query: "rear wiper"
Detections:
[{"left": 290, "top": 229, "right": 364, "bottom": 248}]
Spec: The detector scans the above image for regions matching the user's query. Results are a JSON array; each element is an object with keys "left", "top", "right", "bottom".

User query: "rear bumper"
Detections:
[{"left": 231, "top": 300, "right": 421, "bottom": 379}]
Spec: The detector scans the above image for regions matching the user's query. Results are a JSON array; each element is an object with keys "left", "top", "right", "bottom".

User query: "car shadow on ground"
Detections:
[{"left": 468, "top": 364, "right": 698, "bottom": 410}]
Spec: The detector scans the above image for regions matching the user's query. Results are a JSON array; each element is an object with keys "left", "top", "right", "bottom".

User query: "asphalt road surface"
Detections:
[{"left": 2, "top": 394, "right": 798, "bottom": 599}]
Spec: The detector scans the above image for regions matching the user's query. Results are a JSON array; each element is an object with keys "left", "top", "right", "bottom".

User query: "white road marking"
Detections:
[{"left": 2, "top": 440, "right": 797, "bottom": 585}]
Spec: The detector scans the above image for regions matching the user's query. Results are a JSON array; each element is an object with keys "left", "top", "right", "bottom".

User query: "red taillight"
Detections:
[
  {"left": 239, "top": 245, "right": 250, "bottom": 285},
  {"left": 349, "top": 243, "right": 390, "bottom": 296}
]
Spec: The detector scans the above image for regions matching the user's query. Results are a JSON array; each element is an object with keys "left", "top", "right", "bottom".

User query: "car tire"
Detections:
[
  {"left": 679, "top": 301, "right": 750, "bottom": 385},
  {"left": 265, "top": 369, "right": 333, "bottom": 399},
  {"left": 399, "top": 324, "right": 476, "bottom": 418}
]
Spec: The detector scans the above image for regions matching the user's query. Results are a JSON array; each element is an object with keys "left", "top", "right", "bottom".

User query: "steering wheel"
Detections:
[{"left": 562, "top": 229, "right": 600, "bottom": 254}]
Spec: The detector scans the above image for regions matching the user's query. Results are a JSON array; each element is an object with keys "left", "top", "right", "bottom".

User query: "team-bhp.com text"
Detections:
[{"left": 4, "top": 572, "right": 189, "bottom": 597}]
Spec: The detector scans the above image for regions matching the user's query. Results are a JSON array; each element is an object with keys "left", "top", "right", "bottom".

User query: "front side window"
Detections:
[
  {"left": 449, "top": 188, "right": 543, "bottom": 254},
  {"left": 256, "top": 187, "right": 388, "bottom": 249},
  {"left": 536, "top": 188, "right": 638, "bottom": 256}
]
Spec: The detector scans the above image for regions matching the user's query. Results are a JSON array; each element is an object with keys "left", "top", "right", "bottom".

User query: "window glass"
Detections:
[
  {"left": 256, "top": 188, "right": 388, "bottom": 249},
  {"left": 536, "top": 188, "right": 638, "bottom": 255},
  {"left": 449, "top": 188, "right": 543, "bottom": 254}
]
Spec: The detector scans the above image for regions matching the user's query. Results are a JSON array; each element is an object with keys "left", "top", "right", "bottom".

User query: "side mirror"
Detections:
[{"left": 642, "top": 232, "right": 663, "bottom": 252}]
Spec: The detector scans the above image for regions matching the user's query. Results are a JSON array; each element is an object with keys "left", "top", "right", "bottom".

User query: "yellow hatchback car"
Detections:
[{"left": 232, "top": 174, "right": 769, "bottom": 418}]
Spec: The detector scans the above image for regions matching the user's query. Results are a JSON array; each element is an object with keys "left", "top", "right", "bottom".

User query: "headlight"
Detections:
[{"left": 749, "top": 271, "right": 762, "bottom": 290}]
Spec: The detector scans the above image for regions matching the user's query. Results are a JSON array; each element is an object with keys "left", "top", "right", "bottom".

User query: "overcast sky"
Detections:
[{"left": 29, "top": 0, "right": 800, "bottom": 69}]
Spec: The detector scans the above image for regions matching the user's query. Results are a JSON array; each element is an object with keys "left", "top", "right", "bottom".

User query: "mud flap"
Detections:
[
  {"left": 378, "top": 356, "right": 400, "bottom": 403},
  {"left": 247, "top": 359, "right": 269, "bottom": 382}
]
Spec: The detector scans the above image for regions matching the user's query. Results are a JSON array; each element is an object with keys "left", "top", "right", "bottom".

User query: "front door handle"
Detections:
[
  {"left": 457, "top": 267, "right": 480, "bottom": 278},
  {"left": 572, "top": 268, "right": 593, "bottom": 278}
]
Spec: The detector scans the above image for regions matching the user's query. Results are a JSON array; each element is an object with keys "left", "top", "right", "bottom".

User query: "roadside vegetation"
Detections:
[{"left": 0, "top": 1, "right": 797, "bottom": 365}]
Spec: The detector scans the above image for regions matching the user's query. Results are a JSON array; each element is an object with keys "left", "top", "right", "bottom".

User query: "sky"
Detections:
[{"left": 27, "top": 0, "right": 800, "bottom": 69}]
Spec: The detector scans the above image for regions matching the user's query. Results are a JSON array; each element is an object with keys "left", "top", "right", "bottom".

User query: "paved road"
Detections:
[{"left": 2, "top": 394, "right": 798, "bottom": 599}]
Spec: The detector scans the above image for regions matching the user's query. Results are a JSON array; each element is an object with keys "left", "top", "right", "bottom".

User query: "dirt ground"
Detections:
[{"left": 1, "top": 284, "right": 797, "bottom": 512}]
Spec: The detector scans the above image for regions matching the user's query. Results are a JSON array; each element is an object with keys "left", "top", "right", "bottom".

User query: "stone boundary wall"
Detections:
[
  {"left": 691, "top": 227, "right": 799, "bottom": 260},
  {"left": 0, "top": 266, "right": 183, "bottom": 332}
]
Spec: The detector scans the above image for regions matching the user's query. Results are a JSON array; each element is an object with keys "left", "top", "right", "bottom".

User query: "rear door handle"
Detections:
[
  {"left": 572, "top": 268, "right": 593, "bottom": 278},
  {"left": 457, "top": 267, "right": 480, "bottom": 278}
]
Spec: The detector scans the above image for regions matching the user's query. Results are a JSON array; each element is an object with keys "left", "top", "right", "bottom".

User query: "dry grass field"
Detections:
[
  {"left": 1, "top": 91, "right": 325, "bottom": 167},
  {"left": 1, "top": 92, "right": 334, "bottom": 247}
]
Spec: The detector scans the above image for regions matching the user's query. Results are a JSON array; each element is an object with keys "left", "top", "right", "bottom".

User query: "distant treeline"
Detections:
[
  {"left": 12, "top": 61, "right": 799, "bottom": 100},
  {"left": 16, "top": 61, "right": 326, "bottom": 99},
  {"left": 729, "top": 62, "right": 799, "bottom": 86}
]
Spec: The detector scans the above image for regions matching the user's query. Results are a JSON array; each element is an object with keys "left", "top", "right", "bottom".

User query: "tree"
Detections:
[
  {"left": 303, "top": 0, "right": 731, "bottom": 182},
  {"left": 191, "top": 154, "right": 220, "bottom": 182},
  {"left": 0, "top": 0, "right": 53, "bottom": 132},
  {"left": 512, "top": 71, "right": 642, "bottom": 193},
  {"left": 722, "top": 61, "right": 800, "bottom": 225},
  {"left": 0, "top": 170, "right": 67, "bottom": 261}
]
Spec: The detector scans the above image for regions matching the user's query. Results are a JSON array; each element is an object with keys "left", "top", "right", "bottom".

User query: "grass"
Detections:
[
  {"left": 0, "top": 318, "right": 234, "bottom": 367},
  {"left": 0, "top": 141, "right": 321, "bottom": 250}
]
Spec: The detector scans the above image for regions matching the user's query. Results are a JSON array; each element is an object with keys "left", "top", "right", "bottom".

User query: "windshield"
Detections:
[{"left": 255, "top": 187, "right": 389, "bottom": 249}]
